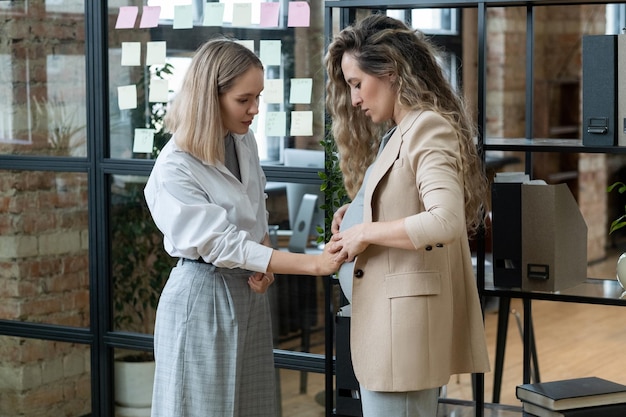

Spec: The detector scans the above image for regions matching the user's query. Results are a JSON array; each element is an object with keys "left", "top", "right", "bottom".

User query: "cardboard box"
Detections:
[
  {"left": 521, "top": 183, "right": 588, "bottom": 292},
  {"left": 491, "top": 180, "right": 588, "bottom": 292}
]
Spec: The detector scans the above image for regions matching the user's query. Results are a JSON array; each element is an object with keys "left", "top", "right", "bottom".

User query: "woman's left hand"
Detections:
[
  {"left": 248, "top": 271, "right": 275, "bottom": 294},
  {"left": 331, "top": 223, "right": 369, "bottom": 262}
]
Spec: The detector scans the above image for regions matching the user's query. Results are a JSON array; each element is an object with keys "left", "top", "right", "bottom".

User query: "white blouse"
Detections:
[{"left": 144, "top": 131, "right": 273, "bottom": 273}]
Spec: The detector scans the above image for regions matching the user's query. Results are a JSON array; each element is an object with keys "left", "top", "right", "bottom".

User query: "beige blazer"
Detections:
[{"left": 350, "top": 110, "right": 490, "bottom": 392}]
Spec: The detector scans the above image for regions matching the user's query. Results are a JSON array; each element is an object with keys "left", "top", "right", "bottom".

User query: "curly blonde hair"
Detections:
[{"left": 324, "top": 13, "right": 487, "bottom": 236}]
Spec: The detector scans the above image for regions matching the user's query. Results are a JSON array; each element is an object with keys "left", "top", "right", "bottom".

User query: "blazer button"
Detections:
[
  {"left": 425, "top": 245, "right": 433, "bottom": 251},
  {"left": 436, "top": 243, "right": 444, "bottom": 248},
  {"left": 354, "top": 269, "right": 364, "bottom": 278}
]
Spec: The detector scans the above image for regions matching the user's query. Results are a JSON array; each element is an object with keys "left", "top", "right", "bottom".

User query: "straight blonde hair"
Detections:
[{"left": 165, "top": 37, "right": 263, "bottom": 164}]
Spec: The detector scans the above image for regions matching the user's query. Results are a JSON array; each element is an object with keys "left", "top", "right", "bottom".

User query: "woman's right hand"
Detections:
[
  {"left": 248, "top": 271, "right": 274, "bottom": 294},
  {"left": 331, "top": 203, "right": 350, "bottom": 235}
]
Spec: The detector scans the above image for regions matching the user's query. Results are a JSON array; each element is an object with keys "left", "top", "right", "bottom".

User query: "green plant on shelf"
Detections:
[
  {"left": 608, "top": 181, "right": 626, "bottom": 234},
  {"left": 111, "top": 182, "right": 173, "bottom": 341},
  {"left": 317, "top": 130, "right": 349, "bottom": 244}
]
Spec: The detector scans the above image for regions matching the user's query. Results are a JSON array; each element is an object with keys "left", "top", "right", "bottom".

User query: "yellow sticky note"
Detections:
[
  {"left": 260, "top": 40, "right": 282, "bottom": 66},
  {"left": 290, "top": 111, "right": 313, "bottom": 136},
  {"left": 117, "top": 85, "right": 137, "bottom": 110},
  {"left": 203, "top": 3, "right": 225, "bottom": 26},
  {"left": 265, "top": 112, "right": 286, "bottom": 136},
  {"left": 263, "top": 79, "right": 284, "bottom": 104},
  {"left": 173, "top": 5, "right": 193, "bottom": 29},
  {"left": 121, "top": 42, "right": 141, "bottom": 66},
  {"left": 146, "top": 41, "right": 166, "bottom": 66},
  {"left": 149, "top": 78, "right": 169, "bottom": 103},
  {"left": 232, "top": 3, "right": 252, "bottom": 27},
  {"left": 133, "top": 128, "right": 155, "bottom": 153},
  {"left": 289, "top": 78, "right": 312, "bottom": 104}
]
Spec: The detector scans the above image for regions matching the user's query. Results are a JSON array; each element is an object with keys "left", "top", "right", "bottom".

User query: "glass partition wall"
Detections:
[
  {"left": 0, "top": 1, "right": 94, "bottom": 415},
  {"left": 0, "top": 0, "right": 335, "bottom": 415}
]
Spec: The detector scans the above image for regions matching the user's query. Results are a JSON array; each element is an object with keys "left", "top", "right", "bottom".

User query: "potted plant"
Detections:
[
  {"left": 608, "top": 181, "right": 626, "bottom": 234},
  {"left": 111, "top": 182, "right": 172, "bottom": 337},
  {"left": 110, "top": 180, "right": 174, "bottom": 416},
  {"left": 33, "top": 95, "right": 86, "bottom": 156},
  {"left": 317, "top": 130, "right": 349, "bottom": 244},
  {"left": 607, "top": 181, "right": 626, "bottom": 289},
  {"left": 318, "top": 130, "right": 352, "bottom": 307}
]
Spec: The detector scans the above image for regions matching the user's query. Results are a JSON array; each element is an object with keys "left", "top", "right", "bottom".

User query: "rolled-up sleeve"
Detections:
[
  {"left": 144, "top": 136, "right": 273, "bottom": 273},
  {"left": 403, "top": 113, "right": 465, "bottom": 249}
]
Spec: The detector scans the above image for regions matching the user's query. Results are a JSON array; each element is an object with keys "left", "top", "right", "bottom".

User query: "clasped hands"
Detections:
[
  {"left": 248, "top": 272, "right": 275, "bottom": 294},
  {"left": 326, "top": 203, "right": 367, "bottom": 263},
  {"left": 248, "top": 203, "right": 367, "bottom": 293}
]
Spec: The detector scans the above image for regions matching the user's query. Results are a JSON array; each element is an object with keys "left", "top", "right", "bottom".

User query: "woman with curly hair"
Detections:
[{"left": 325, "top": 14, "right": 490, "bottom": 416}]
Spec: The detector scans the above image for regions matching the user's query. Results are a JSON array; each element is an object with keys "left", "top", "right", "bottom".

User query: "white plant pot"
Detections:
[
  {"left": 114, "top": 358, "right": 155, "bottom": 416},
  {"left": 616, "top": 252, "right": 626, "bottom": 290}
]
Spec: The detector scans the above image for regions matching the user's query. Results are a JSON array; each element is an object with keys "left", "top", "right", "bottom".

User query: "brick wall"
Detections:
[
  {"left": 0, "top": 170, "right": 90, "bottom": 415},
  {"left": 0, "top": 338, "right": 91, "bottom": 416}
]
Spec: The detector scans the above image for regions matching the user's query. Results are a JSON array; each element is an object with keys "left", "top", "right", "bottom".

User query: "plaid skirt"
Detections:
[{"left": 151, "top": 259, "right": 277, "bottom": 417}]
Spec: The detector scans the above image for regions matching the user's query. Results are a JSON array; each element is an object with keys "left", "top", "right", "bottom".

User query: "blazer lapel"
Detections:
[
  {"left": 362, "top": 111, "right": 423, "bottom": 222},
  {"left": 363, "top": 129, "right": 402, "bottom": 223}
]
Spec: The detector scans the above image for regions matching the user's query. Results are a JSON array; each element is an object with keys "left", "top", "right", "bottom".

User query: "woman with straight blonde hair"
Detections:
[{"left": 145, "top": 37, "right": 343, "bottom": 417}]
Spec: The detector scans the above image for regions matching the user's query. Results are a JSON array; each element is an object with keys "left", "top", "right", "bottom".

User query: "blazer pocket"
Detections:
[{"left": 385, "top": 271, "right": 441, "bottom": 298}]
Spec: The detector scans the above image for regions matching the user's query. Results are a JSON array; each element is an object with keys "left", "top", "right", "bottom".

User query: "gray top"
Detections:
[{"left": 337, "top": 127, "right": 396, "bottom": 307}]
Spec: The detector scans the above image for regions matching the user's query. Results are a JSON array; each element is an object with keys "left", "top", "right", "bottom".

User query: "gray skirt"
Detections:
[{"left": 151, "top": 259, "right": 277, "bottom": 417}]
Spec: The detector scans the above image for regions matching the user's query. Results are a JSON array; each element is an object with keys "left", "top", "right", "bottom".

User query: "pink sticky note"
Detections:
[
  {"left": 287, "top": 1, "right": 309, "bottom": 27},
  {"left": 260, "top": 3, "right": 280, "bottom": 28},
  {"left": 115, "top": 6, "right": 139, "bottom": 29},
  {"left": 140, "top": 6, "right": 161, "bottom": 28}
]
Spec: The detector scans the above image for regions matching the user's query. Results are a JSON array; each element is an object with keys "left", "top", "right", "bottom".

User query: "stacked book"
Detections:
[{"left": 516, "top": 377, "right": 626, "bottom": 417}]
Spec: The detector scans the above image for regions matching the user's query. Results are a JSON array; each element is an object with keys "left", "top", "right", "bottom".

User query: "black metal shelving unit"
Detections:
[{"left": 324, "top": 1, "right": 626, "bottom": 416}]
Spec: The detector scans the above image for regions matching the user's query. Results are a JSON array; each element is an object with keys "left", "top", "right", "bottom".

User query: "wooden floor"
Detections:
[{"left": 278, "top": 250, "right": 626, "bottom": 416}]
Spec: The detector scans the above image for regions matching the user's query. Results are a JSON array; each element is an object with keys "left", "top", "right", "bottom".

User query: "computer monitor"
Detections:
[{"left": 283, "top": 148, "right": 325, "bottom": 240}]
